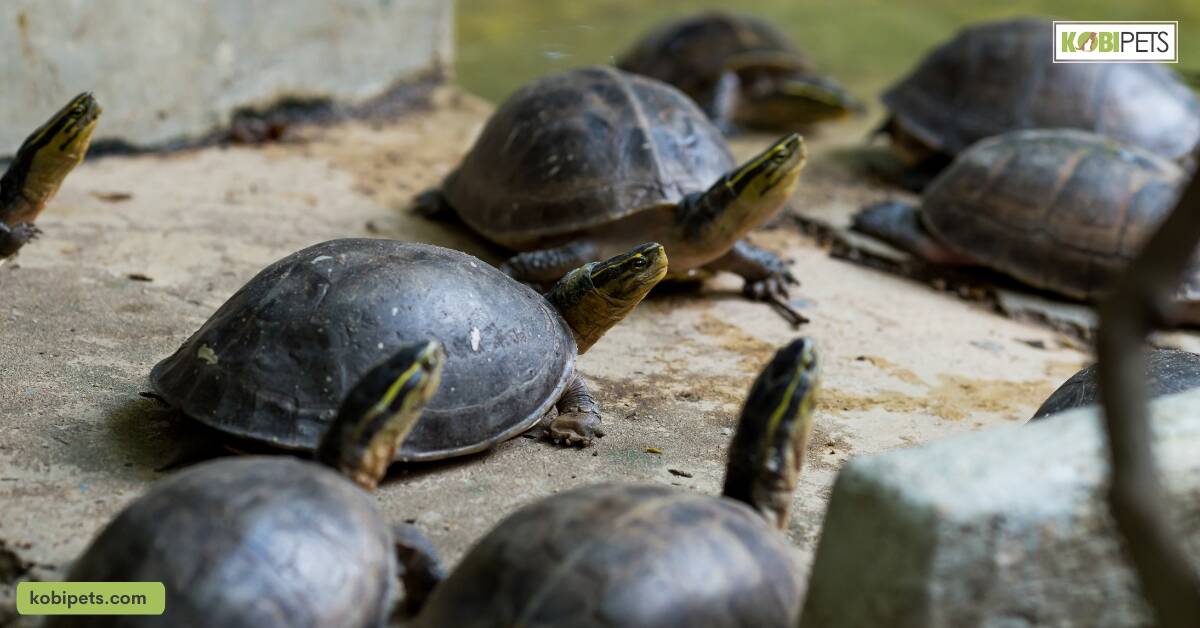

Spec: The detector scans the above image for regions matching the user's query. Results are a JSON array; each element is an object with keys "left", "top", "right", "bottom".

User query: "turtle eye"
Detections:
[{"left": 631, "top": 257, "right": 648, "bottom": 270}]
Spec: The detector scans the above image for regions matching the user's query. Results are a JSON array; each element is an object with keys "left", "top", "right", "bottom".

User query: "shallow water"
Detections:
[{"left": 457, "top": 1, "right": 1199, "bottom": 104}]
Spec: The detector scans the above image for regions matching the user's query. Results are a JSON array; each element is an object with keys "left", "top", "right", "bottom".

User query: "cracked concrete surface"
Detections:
[{"left": 0, "top": 87, "right": 1094, "bottom": 623}]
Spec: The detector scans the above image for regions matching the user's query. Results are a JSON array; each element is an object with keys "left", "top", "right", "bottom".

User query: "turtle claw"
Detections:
[
  {"left": 15, "top": 223, "right": 42, "bottom": 240},
  {"left": 548, "top": 412, "right": 605, "bottom": 447},
  {"left": 744, "top": 271, "right": 809, "bottom": 327},
  {"left": 0, "top": 222, "right": 42, "bottom": 258}
]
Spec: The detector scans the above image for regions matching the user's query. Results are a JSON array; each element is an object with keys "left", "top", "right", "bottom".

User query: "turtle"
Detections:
[
  {"left": 387, "top": 336, "right": 819, "bottom": 628},
  {"left": 1031, "top": 349, "right": 1200, "bottom": 420},
  {"left": 416, "top": 65, "right": 810, "bottom": 326},
  {"left": 853, "top": 129, "right": 1193, "bottom": 306},
  {"left": 879, "top": 17, "right": 1200, "bottom": 189},
  {"left": 49, "top": 342, "right": 447, "bottom": 628},
  {"left": 150, "top": 238, "right": 667, "bottom": 461},
  {"left": 616, "top": 11, "right": 863, "bottom": 133},
  {"left": 0, "top": 92, "right": 101, "bottom": 259}
]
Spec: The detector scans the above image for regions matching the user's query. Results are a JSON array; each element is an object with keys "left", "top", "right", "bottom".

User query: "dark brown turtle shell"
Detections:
[
  {"left": 442, "top": 65, "right": 733, "bottom": 249},
  {"left": 617, "top": 11, "right": 812, "bottom": 106},
  {"left": 52, "top": 458, "right": 395, "bottom": 628},
  {"left": 410, "top": 483, "right": 802, "bottom": 628},
  {"left": 884, "top": 18, "right": 1200, "bottom": 160},
  {"left": 1032, "top": 349, "right": 1200, "bottom": 419},
  {"left": 922, "top": 128, "right": 1187, "bottom": 299},
  {"left": 150, "top": 238, "right": 575, "bottom": 461}
]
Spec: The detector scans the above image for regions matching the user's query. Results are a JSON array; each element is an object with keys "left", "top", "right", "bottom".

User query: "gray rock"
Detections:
[
  {"left": 0, "top": 0, "right": 452, "bottom": 150},
  {"left": 799, "top": 389, "right": 1200, "bottom": 628}
]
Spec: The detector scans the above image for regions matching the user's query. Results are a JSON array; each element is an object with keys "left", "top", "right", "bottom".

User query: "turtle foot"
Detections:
[
  {"left": 547, "top": 411, "right": 605, "bottom": 447},
  {"left": 411, "top": 189, "right": 456, "bottom": 221},
  {"left": 743, "top": 268, "right": 809, "bottom": 327},
  {"left": 0, "top": 222, "right": 42, "bottom": 258}
]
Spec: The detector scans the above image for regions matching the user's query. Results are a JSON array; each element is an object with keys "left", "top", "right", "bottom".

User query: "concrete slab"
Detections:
[
  {"left": 798, "top": 387, "right": 1200, "bottom": 628},
  {"left": 0, "top": 0, "right": 453, "bottom": 151},
  {"left": 0, "top": 90, "right": 1086, "bottom": 622}
]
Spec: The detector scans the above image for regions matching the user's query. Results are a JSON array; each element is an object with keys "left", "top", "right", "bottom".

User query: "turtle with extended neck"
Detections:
[
  {"left": 150, "top": 239, "right": 668, "bottom": 457},
  {"left": 391, "top": 337, "right": 820, "bottom": 628},
  {"left": 416, "top": 66, "right": 810, "bottom": 325},
  {"left": 0, "top": 92, "right": 100, "bottom": 259},
  {"left": 51, "top": 342, "right": 445, "bottom": 628}
]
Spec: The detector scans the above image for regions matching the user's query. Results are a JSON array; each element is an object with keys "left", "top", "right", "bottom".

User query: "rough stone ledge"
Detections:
[{"left": 799, "top": 388, "right": 1200, "bottom": 628}]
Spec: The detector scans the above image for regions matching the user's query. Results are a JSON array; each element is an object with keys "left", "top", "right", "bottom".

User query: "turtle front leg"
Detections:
[
  {"left": 548, "top": 375, "right": 605, "bottom": 447},
  {"left": 500, "top": 240, "right": 597, "bottom": 284},
  {"left": 706, "top": 240, "right": 809, "bottom": 326},
  {"left": 0, "top": 221, "right": 42, "bottom": 259}
]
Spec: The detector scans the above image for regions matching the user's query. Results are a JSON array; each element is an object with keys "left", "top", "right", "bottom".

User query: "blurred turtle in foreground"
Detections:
[
  {"left": 52, "top": 343, "right": 446, "bottom": 627},
  {"left": 397, "top": 337, "right": 820, "bottom": 628},
  {"left": 1031, "top": 349, "right": 1200, "bottom": 420}
]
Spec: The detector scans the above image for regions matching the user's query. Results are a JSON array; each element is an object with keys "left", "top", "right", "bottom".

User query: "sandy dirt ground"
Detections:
[{"left": 0, "top": 88, "right": 1091, "bottom": 621}]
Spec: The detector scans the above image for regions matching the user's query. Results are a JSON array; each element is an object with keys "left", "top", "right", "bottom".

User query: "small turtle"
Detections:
[
  {"left": 150, "top": 239, "right": 667, "bottom": 460},
  {"left": 51, "top": 342, "right": 446, "bottom": 628},
  {"left": 880, "top": 18, "right": 1200, "bottom": 189},
  {"left": 417, "top": 66, "right": 809, "bottom": 325},
  {"left": 854, "top": 129, "right": 1192, "bottom": 304},
  {"left": 392, "top": 337, "right": 819, "bottom": 628},
  {"left": 0, "top": 92, "right": 100, "bottom": 259},
  {"left": 617, "top": 11, "right": 862, "bottom": 132},
  {"left": 1031, "top": 349, "right": 1200, "bottom": 420}
]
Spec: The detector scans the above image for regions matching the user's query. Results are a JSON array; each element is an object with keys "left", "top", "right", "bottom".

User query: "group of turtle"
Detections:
[{"left": 2, "top": 11, "right": 1200, "bottom": 628}]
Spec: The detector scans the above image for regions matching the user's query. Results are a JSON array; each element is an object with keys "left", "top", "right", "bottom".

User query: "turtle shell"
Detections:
[
  {"left": 1032, "top": 349, "right": 1200, "bottom": 420},
  {"left": 443, "top": 65, "right": 734, "bottom": 249},
  {"left": 922, "top": 128, "right": 1186, "bottom": 299},
  {"left": 411, "top": 483, "right": 802, "bottom": 628},
  {"left": 617, "top": 11, "right": 812, "bottom": 105},
  {"left": 52, "top": 458, "right": 394, "bottom": 628},
  {"left": 150, "top": 239, "right": 575, "bottom": 462},
  {"left": 883, "top": 18, "right": 1200, "bottom": 160}
]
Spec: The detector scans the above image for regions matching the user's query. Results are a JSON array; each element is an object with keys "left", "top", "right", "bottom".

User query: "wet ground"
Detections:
[{"left": 0, "top": 87, "right": 1092, "bottom": 623}]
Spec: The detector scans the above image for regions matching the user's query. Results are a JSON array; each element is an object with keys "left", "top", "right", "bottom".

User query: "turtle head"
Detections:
[
  {"left": 737, "top": 75, "right": 865, "bottom": 129},
  {"left": 316, "top": 341, "right": 444, "bottom": 490},
  {"left": 725, "top": 133, "right": 807, "bottom": 213},
  {"left": 1, "top": 93, "right": 101, "bottom": 221},
  {"left": 545, "top": 242, "right": 667, "bottom": 354},
  {"left": 722, "top": 337, "right": 819, "bottom": 530},
  {"left": 680, "top": 134, "right": 806, "bottom": 251}
]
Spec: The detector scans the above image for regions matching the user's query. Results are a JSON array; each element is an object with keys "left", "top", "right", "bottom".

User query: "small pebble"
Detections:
[
  {"left": 645, "top": 447, "right": 662, "bottom": 454},
  {"left": 668, "top": 469, "right": 693, "bottom": 478}
]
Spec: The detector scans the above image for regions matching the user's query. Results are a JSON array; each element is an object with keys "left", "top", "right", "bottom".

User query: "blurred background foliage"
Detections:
[{"left": 456, "top": 0, "right": 1200, "bottom": 103}]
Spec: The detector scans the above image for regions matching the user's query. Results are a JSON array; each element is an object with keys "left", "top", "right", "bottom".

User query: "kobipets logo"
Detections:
[{"left": 1053, "top": 21, "right": 1178, "bottom": 63}]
